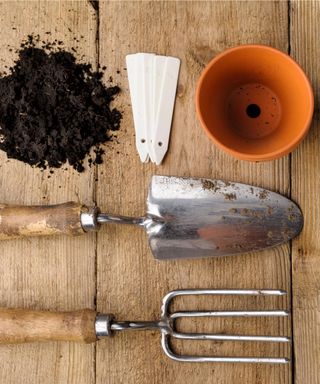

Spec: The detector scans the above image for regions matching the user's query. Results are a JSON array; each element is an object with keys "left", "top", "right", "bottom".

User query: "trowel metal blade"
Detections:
[{"left": 145, "top": 176, "right": 303, "bottom": 260}]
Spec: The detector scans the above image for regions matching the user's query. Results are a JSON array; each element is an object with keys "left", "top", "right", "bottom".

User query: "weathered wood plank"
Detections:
[
  {"left": 291, "top": 1, "right": 320, "bottom": 383},
  {"left": 96, "top": 1, "right": 291, "bottom": 383},
  {"left": 0, "top": 1, "right": 97, "bottom": 383}
]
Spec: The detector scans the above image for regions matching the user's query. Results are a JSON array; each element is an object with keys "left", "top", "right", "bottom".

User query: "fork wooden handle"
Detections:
[
  {"left": 0, "top": 308, "right": 97, "bottom": 344},
  {"left": 0, "top": 202, "right": 86, "bottom": 240}
]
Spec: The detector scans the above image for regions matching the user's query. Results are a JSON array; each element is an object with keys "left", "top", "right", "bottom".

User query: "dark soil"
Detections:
[{"left": 0, "top": 35, "right": 121, "bottom": 172}]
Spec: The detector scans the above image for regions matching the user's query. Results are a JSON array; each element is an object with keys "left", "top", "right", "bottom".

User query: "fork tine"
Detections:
[
  {"left": 161, "top": 289, "right": 288, "bottom": 316},
  {"left": 161, "top": 334, "right": 290, "bottom": 364},
  {"left": 171, "top": 331, "right": 290, "bottom": 342},
  {"left": 170, "top": 310, "right": 290, "bottom": 318}
]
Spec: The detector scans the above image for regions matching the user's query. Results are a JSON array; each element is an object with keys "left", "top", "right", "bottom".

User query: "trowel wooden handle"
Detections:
[
  {"left": 0, "top": 308, "right": 97, "bottom": 344},
  {"left": 0, "top": 202, "right": 86, "bottom": 240}
]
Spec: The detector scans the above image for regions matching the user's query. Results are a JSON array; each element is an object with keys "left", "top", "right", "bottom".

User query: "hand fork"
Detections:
[{"left": 0, "top": 289, "right": 290, "bottom": 363}]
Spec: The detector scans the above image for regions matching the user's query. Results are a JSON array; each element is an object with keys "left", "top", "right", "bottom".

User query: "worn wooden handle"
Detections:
[
  {"left": 0, "top": 308, "right": 97, "bottom": 344},
  {"left": 0, "top": 202, "right": 86, "bottom": 240}
]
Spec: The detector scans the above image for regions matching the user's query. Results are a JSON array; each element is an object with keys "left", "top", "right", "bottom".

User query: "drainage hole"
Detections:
[{"left": 246, "top": 104, "right": 261, "bottom": 118}]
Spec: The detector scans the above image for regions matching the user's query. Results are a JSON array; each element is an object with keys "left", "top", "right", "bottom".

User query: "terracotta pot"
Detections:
[{"left": 195, "top": 45, "right": 314, "bottom": 161}]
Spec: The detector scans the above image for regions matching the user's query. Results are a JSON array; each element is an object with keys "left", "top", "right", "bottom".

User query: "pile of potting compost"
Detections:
[{"left": 0, "top": 35, "right": 121, "bottom": 172}]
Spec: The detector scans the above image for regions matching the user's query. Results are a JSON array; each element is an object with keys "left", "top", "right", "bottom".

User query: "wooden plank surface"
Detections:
[
  {"left": 0, "top": 2, "right": 97, "bottom": 383},
  {"left": 291, "top": 1, "right": 320, "bottom": 383},
  {"left": 97, "top": 2, "right": 291, "bottom": 384},
  {"left": 0, "top": 1, "right": 318, "bottom": 383}
]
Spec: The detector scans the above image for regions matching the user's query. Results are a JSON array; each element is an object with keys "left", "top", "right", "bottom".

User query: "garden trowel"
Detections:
[{"left": 0, "top": 176, "right": 303, "bottom": 260}]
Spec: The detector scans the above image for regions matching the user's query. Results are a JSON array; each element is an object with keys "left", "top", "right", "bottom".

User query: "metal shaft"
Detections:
[
  {"left": 97, "top": 213, "right": 146, "bottom": 226},
  {"left": 110, "top": 320, "right": 168, "bottom": 333},
  {"left": 80, "top": 208, "right": 148, "bottom": 231}
]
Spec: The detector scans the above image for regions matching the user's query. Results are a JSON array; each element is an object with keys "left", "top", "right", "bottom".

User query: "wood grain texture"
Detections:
[
  {"left": 290, "top": 1, "right": 320, "bottom": 383},
  {"left": 0, "top": 308, "right": 96, "bottom": 344},
  {"left": 2, "top": 1, "right": 319, "bottom": 383},
  {"left": 0, "top": 1, "right": 97, "bottom": 383},
  {"left": 96, "top": 1, "right": 291, "bottom": 383},
  {"left": 0, "top": 202, "right": 84, "bottom": 239}
]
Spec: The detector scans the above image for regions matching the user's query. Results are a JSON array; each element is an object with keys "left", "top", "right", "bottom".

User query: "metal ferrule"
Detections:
[
  {"left": 95, "top": 314, "right": 114, "bottom": 337},
  {"left": 80, "top": 206, "right": 100, "bottom": 231}
]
